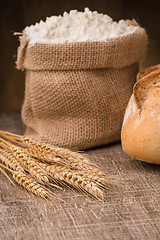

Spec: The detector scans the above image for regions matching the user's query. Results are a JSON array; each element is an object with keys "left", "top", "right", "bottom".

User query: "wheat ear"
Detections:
[
  {"left": 24, "top": 148, "right": 65, "bottom": 165},
  {"left": 39, "top": 163, "right": 103, "bottom": 200},
  {"left": 23, "top": 139, "right": 96, "bottom": 171},
  {"left": 0, "top": 131, "right": 105, "bottom": 173},
  {"left": 0, "top": 163, "right": 52, "bottom": 199},
  {"left": 16, "top": 136, "right": 105, "bottom": 176},
  {"left": 11, "top": 146, "right": 51, "bottom": 184},
  {"left": 0, "top": 137, "right": 50, "bottom": 184},
  {"left": 0, "top": 148, "right": 24, "bottom": 172},
  {"left": 0, "top": 131, "right": 91, "bottom": 162},
  {"left": 0, "top": 130, "right": 113, "bottom": 200},
  {"left": 24, "top": 148, "right": 96, "bottom": 175}
]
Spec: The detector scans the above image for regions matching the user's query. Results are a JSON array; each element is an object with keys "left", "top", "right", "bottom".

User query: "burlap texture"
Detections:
[{"left": 17, "top": 27, "right": 147, "bottom": 150}]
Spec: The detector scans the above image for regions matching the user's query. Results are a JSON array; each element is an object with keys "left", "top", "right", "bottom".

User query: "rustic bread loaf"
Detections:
[
  {"left": 121, "top": 67, "right": 160, "bottom": 164},
  {"left": 136, "top": 64, "right": 160, "bottom": 81}
]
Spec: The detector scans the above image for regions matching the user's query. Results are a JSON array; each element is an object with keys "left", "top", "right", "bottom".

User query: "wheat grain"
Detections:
[
  {"left": 0, "top": 130, "right": 112, "bottom": 200},
  {"left": 80, "top": 172, "right": 111, "bottom": 190},
  {"left": 21, "top": 137, "right": 105, "bottom": 176},
  {"left": 22, "top": 138, "right": 106, "bottom": 177},
  {"left": 0, "top": 163, "right": 62, "bottom": 201},
  {"left": 9, "top": 145, "right": 49, "bottom": 183},
  {"left": 12, "top": 171, "right": 49, "bottom": 198},
  {"left": 24, "top": 148, "right": 64, "bottom": 165},
  {"left": 24, "top": 147, "right": 94, "bottom": 173},
  {"left": 0, "top": 138, "right": 50, "bottom": 184},
  {"left": 53, "top": 164, "right": 109, "bottom": 191},
  {"left": 1, "top": 132, "right": 90, "bottom": 163},
  {"left": 40, "top": 163, "right": 103, "bottom": 200},
  {"left": 0, "top": 131, "right": 104, "bottom": 174},
  {"left": 0, "top": 148, "right": 24, "bottom": 172},
  {"left": 0, "top": 162, "right": 48, "bottom": 198}
]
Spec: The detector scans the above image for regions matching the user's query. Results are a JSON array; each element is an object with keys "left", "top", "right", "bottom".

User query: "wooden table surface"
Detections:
[{"left": 0, "top": 111, "right": 160, "bottom": 240}]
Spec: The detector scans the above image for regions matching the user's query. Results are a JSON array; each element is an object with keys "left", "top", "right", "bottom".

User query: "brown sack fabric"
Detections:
[{"left": 17, "top": 26, "right": 147, "bottom": 150}]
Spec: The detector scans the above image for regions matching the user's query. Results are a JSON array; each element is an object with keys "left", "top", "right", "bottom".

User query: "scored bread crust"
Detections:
[
  {"left": 121, "top": 68, "right": 160, "bottom": 164},
  {"left": 136, "top": 64, "right": 160, "bottom": 81},
  {"left": 134, "top": 70, "right": 160, "bottom": 110}
]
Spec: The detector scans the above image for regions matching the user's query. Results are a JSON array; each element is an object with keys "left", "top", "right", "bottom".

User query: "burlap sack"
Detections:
[{"left": 16, "top": 25, "right": 147, "bottom": 150}]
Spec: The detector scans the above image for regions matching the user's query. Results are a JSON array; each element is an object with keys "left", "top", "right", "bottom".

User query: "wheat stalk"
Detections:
[
  {"left": 0, "top": 131, "right": 106, "bottom": 175},
  {"left": 0, "top": 130, "right": 113, "bottom": 201}
]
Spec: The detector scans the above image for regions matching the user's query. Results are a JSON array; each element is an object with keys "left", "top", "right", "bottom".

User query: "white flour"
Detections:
[{"left": 24, "top": 7, "right": 139, "bottom": 46}]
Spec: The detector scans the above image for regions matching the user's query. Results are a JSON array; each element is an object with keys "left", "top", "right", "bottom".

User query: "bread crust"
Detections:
[
  {"left": 121, "top": 67, "right": 160, "bottom": 164},
  {"left": 137, "top": 64, "right": 160, "bottom": 81}
]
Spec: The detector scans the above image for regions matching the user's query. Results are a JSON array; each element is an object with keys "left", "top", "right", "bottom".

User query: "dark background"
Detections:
[{"left": 0, "top": 0, "right": 160, "bottom": 110}]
